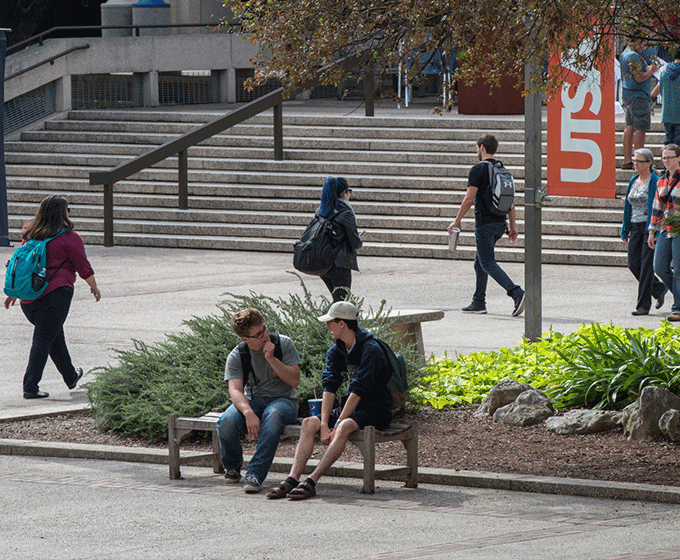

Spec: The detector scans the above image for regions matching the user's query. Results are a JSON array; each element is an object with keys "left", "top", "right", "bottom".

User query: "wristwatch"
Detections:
[{"left": 335, "top": 419, "right": 343, "bottom": 428}]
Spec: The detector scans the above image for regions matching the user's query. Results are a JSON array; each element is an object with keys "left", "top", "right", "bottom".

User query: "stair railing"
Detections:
[
  {"left": 88, "top": 53, "right": 367, "bottom": 247},
  {"left": 89, "top": 88, "right": 285, "bottom": 246}
]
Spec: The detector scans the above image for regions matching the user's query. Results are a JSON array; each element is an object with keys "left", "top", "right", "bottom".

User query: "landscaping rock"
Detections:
[
  {"left": 622, "top": 386, "right": 680, "bottom": 441},
  {"left": 545, "top": 409, "right": 622, "bottom": 435},
  {"left": 475, "top": 377, "right": 535, "bottom": 417},
  {"left": 492, "top": 389, "right": 554, "bottom": 427},
  {"left": 659, "top": 409, "right": 680, "bottom": 442}
]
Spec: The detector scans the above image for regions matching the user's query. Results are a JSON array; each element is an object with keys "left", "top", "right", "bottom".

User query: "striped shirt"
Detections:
[{"left": 649, "top": 169, "right": 680, "bottom": 232}]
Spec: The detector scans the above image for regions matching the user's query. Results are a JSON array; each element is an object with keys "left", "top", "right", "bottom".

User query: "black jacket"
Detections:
[
  {"left": 321, "top": 328, "right": 393, "bottom": 414},
  {"left": 332, "top": 199, "right": 362, "bottom": 270}
]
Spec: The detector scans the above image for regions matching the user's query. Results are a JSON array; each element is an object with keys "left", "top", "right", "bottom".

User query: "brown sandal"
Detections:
[
  {"left": 266, "top": 477, "right": 298, "bottom": 499},
  {"left": 287, "top": 478, "right": 316, "bottom": 500}
]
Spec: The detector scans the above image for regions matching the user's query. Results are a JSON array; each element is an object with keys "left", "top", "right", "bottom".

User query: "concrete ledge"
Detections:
[
  {"left": 3, "top": 438, "right": 680, "bottom": 503},
  {"left": 0, "top": 403, "right": 90, "bottom": 423}
]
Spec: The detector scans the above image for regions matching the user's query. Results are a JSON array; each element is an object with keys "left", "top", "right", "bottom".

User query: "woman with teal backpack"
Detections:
[{"left": 3, "top": 196, "right": 101, "bottom": 399}]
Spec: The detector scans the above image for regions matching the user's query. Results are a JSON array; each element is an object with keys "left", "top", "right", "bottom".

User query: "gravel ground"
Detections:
[{"left": 2, "top": 407, "right": 680, "bottom": 487}]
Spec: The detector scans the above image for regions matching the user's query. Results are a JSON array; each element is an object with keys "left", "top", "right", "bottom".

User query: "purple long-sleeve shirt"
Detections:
[{"left": 20, "top": 230, "right": 95, "bottom": 303}]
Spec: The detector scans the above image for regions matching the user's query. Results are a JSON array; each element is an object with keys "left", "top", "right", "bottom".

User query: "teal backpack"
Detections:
[{"left": 4, "top": 229, "right": 67, "bottom": 300}]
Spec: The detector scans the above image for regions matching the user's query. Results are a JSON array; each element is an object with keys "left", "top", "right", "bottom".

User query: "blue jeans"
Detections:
[
  {"left": 472, "top": 222, "right": 521, "bottom": 306},
  {"left": 664, "top": 123, "right": 680, "bottom": 146},
  {"left": 653, "top": 230, "right": 680, "bottom": 313},
  {"left": 216, "top": 396, "right": 298, "bottom": 482},
  {"left": 20, "top": 286, "right": 79, "bottom": 395}
]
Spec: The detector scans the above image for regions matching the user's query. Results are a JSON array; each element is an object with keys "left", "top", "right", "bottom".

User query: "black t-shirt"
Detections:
[{"left": 469, "top": 158, "right": 507, "bottom": 226}]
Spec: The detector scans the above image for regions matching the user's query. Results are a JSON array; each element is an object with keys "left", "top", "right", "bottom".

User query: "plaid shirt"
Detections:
[{"left": 649, "top": 169, "right": 680, "bottom": 232}]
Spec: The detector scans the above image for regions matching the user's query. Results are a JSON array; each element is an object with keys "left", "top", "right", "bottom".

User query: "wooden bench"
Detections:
[
  {"left": 384, "top": 309, "right": 445, "bottom": 358},
  {"left": 168, "top": 411, "right": 418, "bottom": 494}
]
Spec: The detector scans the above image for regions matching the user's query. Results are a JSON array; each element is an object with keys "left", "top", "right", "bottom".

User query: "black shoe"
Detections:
[
  {"left": 512, "top": 290, "right": 526, "bottom": 317},
  {"left": 461, "top": 303, "right": 487, "bottom": 314},
  {"left": 23, "top": 391, "right": 49, "bottom": 399},
  {"left": 656, "top": 288, "right": 668, "bottom": 310},
  {"left": 631, "top": 309, "right": 649, "bottom": 316},
  {"left": 68, "top": 367, "right": 84, "bottom": 390}
]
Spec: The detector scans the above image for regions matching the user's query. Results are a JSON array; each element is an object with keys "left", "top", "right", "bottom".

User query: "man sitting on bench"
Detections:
[
  {"left": 216, "top": 308, "right": 301, "bottom": 493},
  {"left": 266, "top": 301, "right": 393, "bottom": 500}
]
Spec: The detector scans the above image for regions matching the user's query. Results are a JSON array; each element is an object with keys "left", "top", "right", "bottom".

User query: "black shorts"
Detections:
[{"left": 328, "top": 406, "right": 392, "bottom": 431}]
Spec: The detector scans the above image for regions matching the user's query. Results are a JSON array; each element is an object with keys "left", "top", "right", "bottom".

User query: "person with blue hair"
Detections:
[{"left": 317, "top": 177, "right": 363, "bottom": 301}]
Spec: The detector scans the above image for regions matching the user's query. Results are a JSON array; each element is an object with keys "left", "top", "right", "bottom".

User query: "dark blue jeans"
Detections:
[
  {"left": 20, "top": 286, "right": 79, "bottom": 395},
  {"left": 653, "top": 230, "right": 680, "bottom": 314},
  {"left": 473, "top": 222, "right": 521, "bottom": 306}
]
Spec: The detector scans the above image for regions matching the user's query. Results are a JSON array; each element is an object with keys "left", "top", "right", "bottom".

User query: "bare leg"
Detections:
[
  {"left": 289, "top": 416, "right": 321, "bottom": 481},
  {"left": 633, "top": 129, "right": 646, "bottom": 151},
  {"left": 308, "top": 419, "right": 359, "bottom": 484},
  {"left": 623, "top": 125, "right": 634, "bottom": 164}
]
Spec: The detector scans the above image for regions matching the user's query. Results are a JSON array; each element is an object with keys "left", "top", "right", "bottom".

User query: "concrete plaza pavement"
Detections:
[
  {"left": 0, "top": 245, "right": 671, "bottom": 418},
  {"left": 3, "top": 247, "right": 680, "bottom": 559},
  {"left": 3, "top": 453, "right": 680, "bottom": 560}
]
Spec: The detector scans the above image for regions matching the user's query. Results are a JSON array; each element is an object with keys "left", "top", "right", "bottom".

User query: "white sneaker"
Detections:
[{"left": 244, "top": 474, "right": 262, "bottom": 493}]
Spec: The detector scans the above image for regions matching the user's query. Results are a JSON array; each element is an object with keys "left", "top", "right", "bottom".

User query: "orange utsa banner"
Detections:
[{"left": 547, "top": 35, "right": 616, "bottom": 198}]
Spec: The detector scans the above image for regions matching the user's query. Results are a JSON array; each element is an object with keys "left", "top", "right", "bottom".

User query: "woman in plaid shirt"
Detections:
[{"left": 648, "top": 144, "right": 680, "bottom": 321}]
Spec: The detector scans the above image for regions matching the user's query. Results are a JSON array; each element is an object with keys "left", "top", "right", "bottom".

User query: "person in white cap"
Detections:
[{"left": 265, "top": 301, "right": 393, "bottom": 500}]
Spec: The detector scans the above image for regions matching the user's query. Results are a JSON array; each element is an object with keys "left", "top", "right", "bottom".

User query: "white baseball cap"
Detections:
[{"left": 318, "top": 301, "right": 358, "bottom": 322}]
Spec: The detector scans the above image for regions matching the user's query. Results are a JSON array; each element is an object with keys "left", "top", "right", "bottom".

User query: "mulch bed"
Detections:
[{"left": 2, "top": 407, "right": 680, "bottom": 487}]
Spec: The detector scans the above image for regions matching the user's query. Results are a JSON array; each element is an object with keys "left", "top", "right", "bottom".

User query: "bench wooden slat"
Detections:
[{"left": 168, "top": 413, "right": 418, "bottom": 494}]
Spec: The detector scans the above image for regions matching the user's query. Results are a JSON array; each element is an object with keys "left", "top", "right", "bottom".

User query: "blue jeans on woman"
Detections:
[
  {"left": 653, "top": 230, "right": 680, "bottom": 313},
  {"left": 472, "top": 222, "right": 522, "bottom": 306},
  {"left": 216, "top": 396, "right": 298, "bottom": 483},
  {"left": 20, "top": 286, "right": 79, "bottom": 395}
]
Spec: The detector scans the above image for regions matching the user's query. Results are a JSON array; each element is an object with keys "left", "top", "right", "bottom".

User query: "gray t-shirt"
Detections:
[
  {"left": 224, "top": 334, "right": 300, "bottom": 400},
  {"left": 628, "top": 178, "right": 649, "bottom": 224}
]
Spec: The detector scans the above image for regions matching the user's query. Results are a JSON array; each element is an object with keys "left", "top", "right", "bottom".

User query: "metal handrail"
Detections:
[
  {"left": 87, "top": 52, "right": 367, "bottom": 247},
  {"left": 8, "top": 24, "right": 238, "bottom": 57},
  {"left": 5, "top": 44, "right": 90, "bottom": 81},
  {"left": 89, "top": 88, "right": 285, "bottom": 246}
]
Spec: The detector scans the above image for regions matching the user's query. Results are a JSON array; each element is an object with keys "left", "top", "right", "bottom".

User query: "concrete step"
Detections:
[
  {"left": 66, "top": 108, "right": 667, "bottom": 133},
  {"left": 45, "top": 118, "right": 546, "bottom": 142},
  {"left": 4, "top": 106, "right": 658, "bottom": 266}
]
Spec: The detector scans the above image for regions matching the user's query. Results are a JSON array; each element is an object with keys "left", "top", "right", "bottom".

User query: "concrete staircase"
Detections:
[{"left": 5, "top": 106, "right": 662, "bottom": 266}]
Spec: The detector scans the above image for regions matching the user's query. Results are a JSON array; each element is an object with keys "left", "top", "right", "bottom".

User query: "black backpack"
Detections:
[
  {"left": 359, "top": 337, "right": 408, "bottom": 408},
  {"left": 237, "top": 332, "right": 283, "bottom": 388},
  {"left": 484, "top": 160, "right": 515, "bottom": 216},
  {"left": 293, "top": 209, "right": 343, "bottom": 276}
]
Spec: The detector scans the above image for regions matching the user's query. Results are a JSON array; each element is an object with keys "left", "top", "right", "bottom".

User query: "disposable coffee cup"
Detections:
[
  {"left": 449, "top": 228, "right": 460, "bottom": 251},
  {"left": 308, "top": 398, "right": 322, "bottom": 417}
]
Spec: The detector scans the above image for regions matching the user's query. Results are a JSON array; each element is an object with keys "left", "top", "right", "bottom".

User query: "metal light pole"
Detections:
[
  {"left": 523, "top": 47, "right": 544, "bottom": 342},
  {"left": 0, "top": 29, "right": 10, "bottom": 247}
]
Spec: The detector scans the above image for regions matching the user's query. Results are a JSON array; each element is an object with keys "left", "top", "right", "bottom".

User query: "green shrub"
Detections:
[
  {"left": 415, "top": 322, "right": 680, "bottom": 411},
  {"left": 413, "top": 330, "right": 562, "bottom": 408},
  {"left": 546, "top": 322, "right": 680, "bottom": 410},
  {"left": 86, "top": 276, "right": 425, "bottom": 442}
]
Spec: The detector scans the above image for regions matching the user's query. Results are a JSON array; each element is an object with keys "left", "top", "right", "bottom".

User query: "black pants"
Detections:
[
  {"left": 20, "top": 286, "right": 78, "bottom": 395},
  {"left": 320, "top": 266, "right": 352, "bottom": 302},
  {"left": 627, "top": 222, "right": 666, "bottom": 312}
]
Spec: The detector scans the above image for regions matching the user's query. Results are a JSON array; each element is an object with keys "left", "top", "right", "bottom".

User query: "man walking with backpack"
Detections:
[
  {"left": 447, "top": 134, "right": 525, "bottom": 316},
  {"left": 265, "top": 301, "right": 393, "bottom": 500},
  {"left": 216, "top": 308, "right": 301, "bottom": 493}
]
